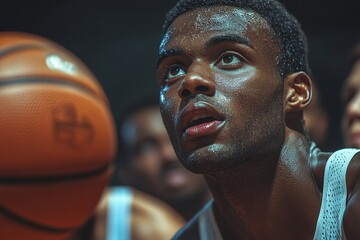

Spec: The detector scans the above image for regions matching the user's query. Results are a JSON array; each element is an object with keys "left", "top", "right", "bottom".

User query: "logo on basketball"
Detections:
[{"left": 52, "top": 104, "right": 94, "bottom": 148}]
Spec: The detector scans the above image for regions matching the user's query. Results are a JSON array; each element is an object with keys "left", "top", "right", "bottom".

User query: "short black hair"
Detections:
[{"left": 161, "top": 0, "right": 310, "bottom": 79}]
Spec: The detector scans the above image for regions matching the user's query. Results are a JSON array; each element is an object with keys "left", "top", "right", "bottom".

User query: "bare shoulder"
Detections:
[
  {"left": 309, "top": 149, "right": 331, "bottom": 192},
  {"left": 345, "top": 151, "right": 360, "bottom": 193},
  {"left": 131, "top": 188, "right": 185, "bottom": 230},
  {"left": 343, "top": 151, "right": 360, "bottom": 238},
  {"left": 129, "top": 189, "right": 186, "bottom": 240},
  {"left": 311, "top": 149, "right": 360, "bottom": 238},
  {"left": 310, "top": 148, "right": 360, "bottom": 193},
  {"left": 93, "top": 187, "right": 185, "bottom": 240}
]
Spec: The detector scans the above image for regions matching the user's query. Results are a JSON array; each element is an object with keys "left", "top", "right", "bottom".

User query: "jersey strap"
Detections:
[
  {"left": 313, "top": 148, "right": 360, "bottom": 240},
  {"left": 199, "top": 200, "right": 224, "bottom": 240},
  {"left": 107, "top": 187, "right": 133, "bottom": 240}
]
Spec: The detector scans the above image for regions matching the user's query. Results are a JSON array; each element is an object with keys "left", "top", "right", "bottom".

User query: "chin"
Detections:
[{"left": 179, "top": 143, "right": 236, "bottom": 174}]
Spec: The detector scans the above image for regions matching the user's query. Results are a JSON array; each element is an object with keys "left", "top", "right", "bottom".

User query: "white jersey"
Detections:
[
  {"left": 196, "top": 148, "right": 360, "bottom": 240},
  {"left": 313, "top": 148, "right": 360, "bottom": 239}
]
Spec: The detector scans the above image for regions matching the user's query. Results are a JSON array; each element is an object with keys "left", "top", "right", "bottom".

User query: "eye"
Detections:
[
  {"left": 344, "top": 93, "right": 355, "bottom": 106},
  {"left": 342, "top": 87, "right": 356, "bottom": 106},
  {"left": 133, "top": 139, "right": 158, "bottom": 156},
  {"left": 165, "top": 65, "right": 186, "bottom": 80},
  {"left": 216, "top": 52, "right": 244, "bottom": 69}
]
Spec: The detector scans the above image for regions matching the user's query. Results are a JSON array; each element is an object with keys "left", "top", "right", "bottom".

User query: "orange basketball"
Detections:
[{"left": 0, "top": 32, "right": 116, "bottom": 240}]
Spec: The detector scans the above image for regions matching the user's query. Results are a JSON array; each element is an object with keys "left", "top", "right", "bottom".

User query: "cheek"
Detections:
[
  {"left": 133, "top": 155, "right": 159, "bottom": 176},
  {"left": 214, "top": 66, "right": 276, "bottom": 108},
  {"left": 160, "top": 89, "right": 172, "bottom": 112},
  {"left": 160, "top": 89, "right": 178, "bottom": 127},
  {"left": 214, "top": 66, "right": 256, "bottom": 90},
  {"left": 342, "top": 96, "right": 360, "bottom": 132},
  {"left": 341, "top": 114, "right": 349, "bottom": 137},
  {"left": 215, "top": 75, "right": 258, "bottom": 113}
]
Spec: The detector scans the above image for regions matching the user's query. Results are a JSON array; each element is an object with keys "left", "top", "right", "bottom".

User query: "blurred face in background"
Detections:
[
  {"left": 342, "top": 56, "right": 360, "bottom": 148},
  {"left": 303, "top": 83, "right": 328, "bottom": 147},
  {"left": 120, "top": 106, "right": 209, "bottom": 205}
]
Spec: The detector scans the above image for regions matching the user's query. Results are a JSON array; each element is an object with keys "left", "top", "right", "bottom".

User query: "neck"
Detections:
[{"left": 204, "top": 129, "right": 320, "bottom": 239}]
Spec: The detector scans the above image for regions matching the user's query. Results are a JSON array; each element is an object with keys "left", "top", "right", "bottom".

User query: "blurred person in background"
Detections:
[
  {"left": 303, "top": 82, "right": 329, "bottom": 149},
  {"left": 70, "top": 186, "right": 185, "bottom": 240},
  {"left": 92, "top": 186, "right": 185, "bottom": 240},
  {"left": 70, "top": 94, "right": 212, "bottom": 239},
  {"left": 341, "top": 41, "right": 360, "bottom": 148},
  {"left": 116, "top": 94, "right": 212, "bottom": 221}
]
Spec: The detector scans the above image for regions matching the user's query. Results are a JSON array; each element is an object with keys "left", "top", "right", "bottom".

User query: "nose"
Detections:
[
  {"left": 178, "top": 63, "right": 215, "bottom": 99},
  {"left": 160, "top": 139, "right": 178, "bottom": 163}
]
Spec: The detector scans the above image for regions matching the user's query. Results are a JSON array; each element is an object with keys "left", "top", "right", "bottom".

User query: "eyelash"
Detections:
[
  {"left": 215, "top": 51, "right": 244, "bottom": 68},
  {"left": 163, "top": 64, "right": 187, "bottom": 82},
  {"left": 161, "top": 51, "right": 245, "bottom": 83}
]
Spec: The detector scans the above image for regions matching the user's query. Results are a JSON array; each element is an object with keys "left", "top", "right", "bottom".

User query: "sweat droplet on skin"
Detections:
[
  {"left": 194, "top": 8, "right": 249, "bottom": 33},
  {"left": 208, "top": 144, "right": 222, "bottom": 153}
]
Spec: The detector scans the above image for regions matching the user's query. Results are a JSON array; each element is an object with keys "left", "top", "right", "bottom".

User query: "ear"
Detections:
[{"left": 284, "top": 71, "right": 312, "bottom": 113}]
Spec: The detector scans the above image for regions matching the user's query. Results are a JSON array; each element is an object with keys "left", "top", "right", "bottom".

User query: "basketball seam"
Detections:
[
  {"left": 0, "top": 164, "right": 109, "bottom": 184},
  {"left": 0, "top": 44, "right": 45, "bottom": 57},
  {"left": 0, "top": 204, "right": 74, "bottom": 233},
  {"left": 0, "top": 76, "right": 104, "bottom": 103}
]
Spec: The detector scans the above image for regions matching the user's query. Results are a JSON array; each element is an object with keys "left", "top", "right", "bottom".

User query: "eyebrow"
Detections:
[
  {"left": 205, "top": 34, "right": 253, "bottom": 50},
  {"left": 156, "top": 34, "right": 253, "bottom": 68},
  {"left": 156, "top": 48, "right": 186, "bottom": 68}
]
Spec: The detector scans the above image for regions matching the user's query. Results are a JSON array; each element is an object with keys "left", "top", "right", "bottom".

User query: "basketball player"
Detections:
[
  {"left": 342, "top": 41, "right": 360, "bottom": 149},
  {"left": 155, "top": 0, "right": 360, "bottom": 239},
  {"left": 117, "top": 95, "right": 212, "bottom": 221}
]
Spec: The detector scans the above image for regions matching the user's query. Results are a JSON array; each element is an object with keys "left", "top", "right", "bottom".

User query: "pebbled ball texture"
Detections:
[{"left": 0, "top": 32, "right": 116, "bottom": 240}]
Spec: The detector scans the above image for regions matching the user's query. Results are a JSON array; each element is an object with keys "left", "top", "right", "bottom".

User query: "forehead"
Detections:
[{"left": 160, "top": 5, "right": 277, "bottom": 52}]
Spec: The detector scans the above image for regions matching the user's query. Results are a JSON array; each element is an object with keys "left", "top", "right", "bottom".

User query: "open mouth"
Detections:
[
  {"left": 180, "top": 101, "right": 224, "bottom": 139},
  {"left": 187, "top": 115, "right": 218, "bottom": 129}
]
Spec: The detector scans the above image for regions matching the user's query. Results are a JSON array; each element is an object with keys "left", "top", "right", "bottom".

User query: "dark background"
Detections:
[{"left": 0, "top": 0, "right": 359, "bottom": 151}]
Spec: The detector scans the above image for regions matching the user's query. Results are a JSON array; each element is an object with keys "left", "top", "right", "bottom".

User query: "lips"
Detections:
[{"left": 180, "top": 101, "right": 224, "bottom": 139}]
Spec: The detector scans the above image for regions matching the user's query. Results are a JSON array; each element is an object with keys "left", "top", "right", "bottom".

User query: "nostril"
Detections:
[
  {"left": 195, "top": 85, "right": 209, "bottom": 92},
  {"left": 180, "top": 85, "right": 211, "bottom": 98},
  {"left": 181, "top": 89, "right": 191, "bottom": 98}
]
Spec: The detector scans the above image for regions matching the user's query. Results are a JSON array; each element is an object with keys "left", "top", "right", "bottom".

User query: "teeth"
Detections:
[{"left": 187, "top": 114, "right": 217, "bottom": 128}]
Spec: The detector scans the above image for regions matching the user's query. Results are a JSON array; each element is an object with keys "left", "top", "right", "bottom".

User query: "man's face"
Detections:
[
  {"left": 121, "top": 106, "right": 208, "bottom": 202},
  {"left": 156, "top": 6, "right": 285, "bottom": 173},
  {"left": 342, "top": 59, "right": 360, "bottom": 148}
]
